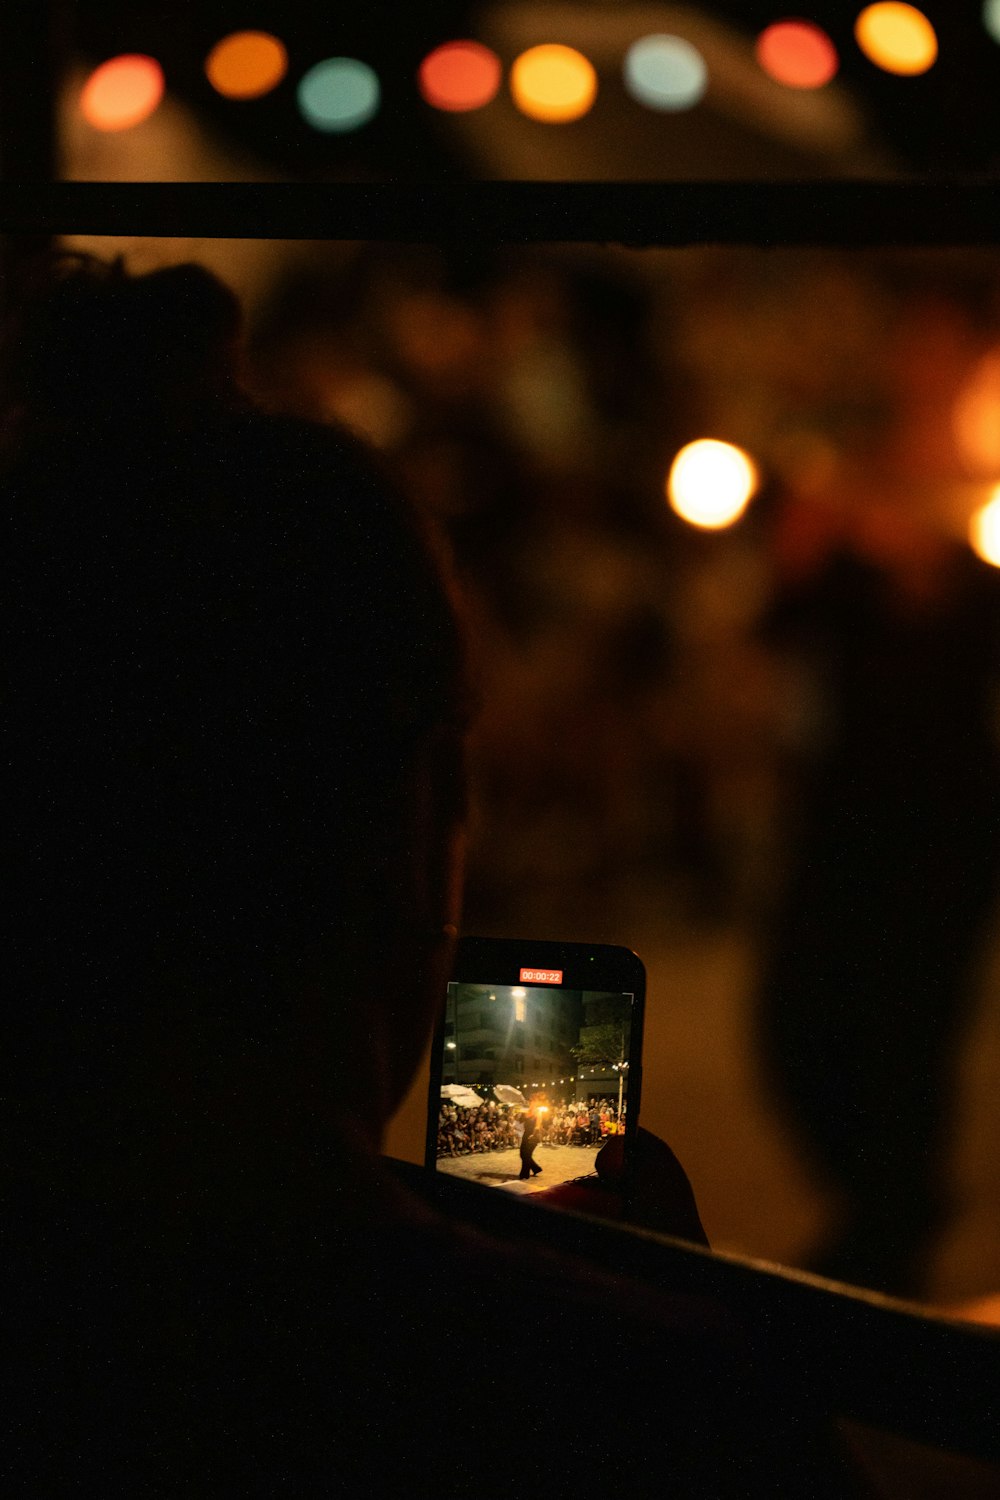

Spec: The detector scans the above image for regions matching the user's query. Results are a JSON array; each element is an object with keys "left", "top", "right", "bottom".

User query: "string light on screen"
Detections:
[
  {"left": 756, "top": 20, "right": 839, "bottom": 88},
  {"left": 80, "top": 54, "right": 165, "bottom": 131},
  {"left": 418, "top": 40, "right": 502, "bottom": 112},
  {"left": 667, "top": 439, "right": 759, "bottom": 529},
  {"left": 855, "top": 4, "right": 938, "bottom": 75},
  {"left": 205, "top": 31, "right": 287, "bottom": 99},
  {"left": 297, "top": 57, "right": 381, "bottom": 132},
  {"left": 510, "top": 44, "right": 597, "bottom": 122},
  {"left": 623, "top": 34, "right": 708, "bottom": 111}
]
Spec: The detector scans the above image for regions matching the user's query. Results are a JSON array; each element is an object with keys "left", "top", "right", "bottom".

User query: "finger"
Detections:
[{"left": 596, "top": 1128, "right": 710, "bottom": 1247}]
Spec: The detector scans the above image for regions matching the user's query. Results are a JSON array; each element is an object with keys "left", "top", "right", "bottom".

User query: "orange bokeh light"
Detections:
[
  {"left": 418, "top": 40, "right": 502, "bottom": 112},
  {"left": 969, "top": 487, "right": 1000, "bottom": 567},
  {"left": 510, "top": 44, "right": 597, "bottom": 123},
  {"left": 205, "top": 31, "right": 288, "bottom": 100},
  {"left": 756, "top": 20, "right": 839, "bottom": 88},
  {"left": 855, "top": 3, "right": 937, "bottom": 76},
  {"left": 954, "top": 350, "right": 1000, "bottom": 476},
  {"left": 80, "top": 54, "right": 165, "bottom": 132}
]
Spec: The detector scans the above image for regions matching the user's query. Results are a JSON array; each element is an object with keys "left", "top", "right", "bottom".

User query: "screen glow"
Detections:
[
  {"left": 80, "top": 54, "right": 165, "bottom": 132},
  {"left": 297, "top": 57, "right": 380, "bottom": 133},
  {"left": 418, "top": 40, "right": 502, "bottom": 112},
  {"left": 756, "top": 20, "right": 839, "bottom": 88},
  {"left": 510, "top": 44, "right": 597, "bottom": 123},
  {"left": 623, "top": 34, "right": 707, "bottom": 111},
  {"left": 855, "top": 4, "right": 938, "bottom": 75},
  {"left": 205, "top": 32, "right": 288, "bottom": 100}
]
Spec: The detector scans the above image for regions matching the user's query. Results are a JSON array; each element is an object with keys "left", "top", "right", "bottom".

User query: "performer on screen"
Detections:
[{"left": 518, "top": 1108, "right": 542, "bottom": 1180}]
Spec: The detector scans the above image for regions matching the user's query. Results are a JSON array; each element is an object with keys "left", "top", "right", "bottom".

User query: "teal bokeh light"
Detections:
[
  {"left": 624, "top": 34, "right": 708, "bottom": 111},
  {"left": 985, "top": 0, "right": 1000, "bottom": 46},
  {"left": 297, "top": 57, "right": 380, "bottom": 133}
]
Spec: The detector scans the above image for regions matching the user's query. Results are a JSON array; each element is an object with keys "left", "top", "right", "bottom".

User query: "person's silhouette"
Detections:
[
  {"left": 518, "top": 1107, "right": 543, "bottom": 1178},
  {"left": 759, "top": 523, "right": 1000, "bottom": 1296},
  {"left": 4, "top": 256, "right": 862, "bottom": 1496}
]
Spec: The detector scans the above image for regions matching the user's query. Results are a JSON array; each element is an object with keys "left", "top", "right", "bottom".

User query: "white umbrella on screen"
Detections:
[
  {"left": 493, "top": 1085, "right": 527, "bottom": 1107},
  {"left": 440, "top": 1085, "right": 483, "bottom": 1108}
]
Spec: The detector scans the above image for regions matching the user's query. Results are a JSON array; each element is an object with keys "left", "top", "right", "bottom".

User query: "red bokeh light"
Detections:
[
  {"left": 80, "top": 54, "right": 165, "bottom": 131},
  {"left": 756, "top": 20, "right": 839, "bottom": 89},
  {"left": 418, "top": 40, "right": 502, "bottom": 112}
]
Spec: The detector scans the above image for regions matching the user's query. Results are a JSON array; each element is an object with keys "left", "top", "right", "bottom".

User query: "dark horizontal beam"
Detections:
[
  {"left": 388, "top": 1157, "right": 1000, "bottom": 1464},
  {"left": 5, "top": 179, "right": 1000, "bottom": 245}
]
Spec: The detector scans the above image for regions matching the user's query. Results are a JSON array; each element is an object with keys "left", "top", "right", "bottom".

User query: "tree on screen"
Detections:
[{"left": 571, "top": 995, "right": 630, "bottom": 1117}]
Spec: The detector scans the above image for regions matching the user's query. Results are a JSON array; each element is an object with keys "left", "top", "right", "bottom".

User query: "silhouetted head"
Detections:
[
  {"left": 3, "top": 257, "right": 469, "bottom": 1197},
  {"left": 3, "top": 254, "right": 244, "bottom": 433}
]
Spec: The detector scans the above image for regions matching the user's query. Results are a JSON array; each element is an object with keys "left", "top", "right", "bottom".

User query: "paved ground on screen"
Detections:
[{"left": 437, "top": 1144, "right": 600, "bottom": 1194}]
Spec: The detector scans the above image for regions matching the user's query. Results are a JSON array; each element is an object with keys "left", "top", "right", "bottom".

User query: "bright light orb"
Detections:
[
  {"left": 986, "top": 0, "right": 1000, "bottom": 46},
  {"left": 855, "top": 4, "right": 938, "bottom": 76},
  {"left": 80, "top": 54, "right": 165, "bottom": 132},
  {"left": 418, "top": 40, "right": 502, "bottom": 112},
  {"left": 510, "top": 44, "right": 597, "bottom": 123},
  {"left": 624, "top": 34, "right": 708, "bottom": 111},
  {"left": 756, "top": 20, "right": 839, "bottom": 88},
  {"left": 297, "top": 58, "right": 380, "bottom": 133},
  {"left": 205, "top": 31, "right": 288, "bottom": 100},
  {"left": 667, "top": 440, "right": 759, "bottom": 529},
  {"left": 970, "top": 488, "right": 1000, "bottom": 566}
]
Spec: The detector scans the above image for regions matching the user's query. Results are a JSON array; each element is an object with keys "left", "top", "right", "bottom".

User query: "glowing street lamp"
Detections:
[{"left": 667, "top": 439, "right": 759, "bottom": 529}]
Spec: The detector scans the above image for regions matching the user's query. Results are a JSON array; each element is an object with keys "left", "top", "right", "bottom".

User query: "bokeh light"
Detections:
[
  {"left": 205, "top": 32, "right": 288, "bottom": 100},
  {"left": 623, "top": 34, "right": 708, "bottom": 112},
  {"left": 954, "top": 350, "right": 1000, "bottom": 475},
  {"left": 323, "top": 372, "right": 413, "bottom": 449},
  {"left": 969, "top": 487, "right": 1000, "bottom": 566},
  {"left": 510, "top": 44, "right": 597, "bottom": 123},
  {"left": 985, "top": 0, "right": 1000, "bottom": 45},
  {"left": 855, "top": 4, "right": 938, "bottom": 76},
  {"left": 418, "top": 40, "right": 502, "bottom": 112},
  {"left": 667, "top": 440, "right": 759, "bottom": 529},
  {"left": 756, "top": 20, "right": 839, "bottom": 88},
  {"left": 297, "top": 58, "right": 380, "bottom": 133},
  {"left": 79, "top": 54, "right": 165, "bottom": 132}
]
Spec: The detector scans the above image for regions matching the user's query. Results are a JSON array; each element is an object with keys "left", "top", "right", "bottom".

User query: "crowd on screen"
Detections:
[{"left": 437, "top": 1098, "right": 626, "bottom": 1158}]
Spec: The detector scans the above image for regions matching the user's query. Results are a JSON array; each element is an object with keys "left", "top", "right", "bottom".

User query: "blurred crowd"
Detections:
[
  {"left": 244, "top": 244, "right": 1000, "bottom": 939},
  {"left": 249, "top": 242, "right": 1000, "bottom": 1293},
  {"left": 438, "top": 1101, "right": 519, "bottom": 1157},
  {"left": 437, "top": 1097, "right": 625, "bottom": 1158}
]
